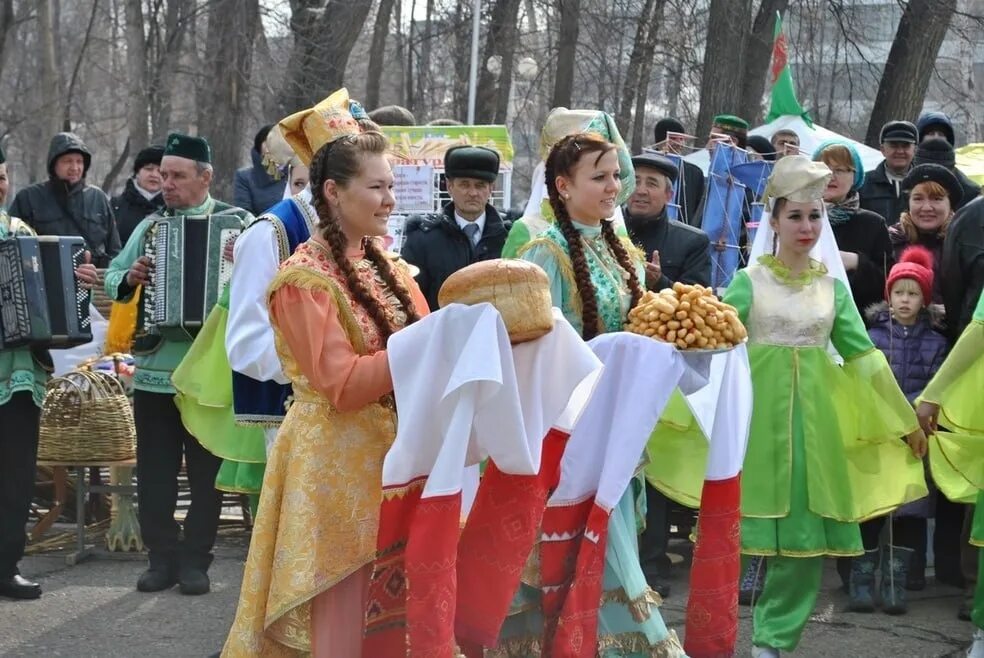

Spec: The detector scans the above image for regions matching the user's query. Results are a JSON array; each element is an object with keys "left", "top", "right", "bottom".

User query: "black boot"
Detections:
[
  {"left": 0, "top": 574, "right": 41, "bottom": 600},
  {"left": 848, "top": 549, "right": 877, "bottom": 613},
  {"left": 880, "top": 545, "right": 912, "bottom": 615},
  {"left": 137, "top": 553, "right": 177, "bottom": 592},
  {"left": 179, "top": 552, "right": 213, "bottom": 595}
]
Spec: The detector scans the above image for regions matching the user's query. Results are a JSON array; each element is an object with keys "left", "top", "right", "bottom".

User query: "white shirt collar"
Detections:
[
  {"left": 133, "top": 179, "right": 158, "bottom": 201},
  {"left": 455, "top": 209, "right": 486, "bottom": 238}
]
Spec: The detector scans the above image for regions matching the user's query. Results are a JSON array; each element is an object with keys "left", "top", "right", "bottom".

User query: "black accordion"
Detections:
[
  {"left": 137, "top": 214, "right": 243, "bottom": 342},
  {"left": 0, "top": 235, "right": 92, "bottom": 349}
]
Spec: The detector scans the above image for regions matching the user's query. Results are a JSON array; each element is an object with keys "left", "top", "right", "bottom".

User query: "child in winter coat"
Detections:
[{"left": 848, "top": 246, "right": 947, "bottom": 615}]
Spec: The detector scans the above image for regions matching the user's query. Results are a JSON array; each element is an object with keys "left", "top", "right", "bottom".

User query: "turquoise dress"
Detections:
[{"left": 491, "top": 221, "right": 685, "bottom": 656}]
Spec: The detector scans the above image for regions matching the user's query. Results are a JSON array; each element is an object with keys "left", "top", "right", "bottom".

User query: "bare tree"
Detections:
[
  {"left": 0, "top": 0, "right": 14, "bottom": 79},
  {"left": 282, "top": 0, "right": 374, "bottom": 111},
  {"left": 552, "top": 0, "right": 580, "bottom": 108},
  {"left": 124, "top": 0, "right": 148, "bottom": 152},
  {"left": 476, "top": 0, "right": 522, "bottom": 123},
  {"left": 865, "top": 0, "right": 957, "bottom": 144},
  {"left": 738, "top": 0, "right": 789, "bottom": 124},
  {"left": 39, "top": 0, "right": 62, "bottom": 139},
  {"left": 695, "top": 0, "right": 752, "bottom": 137},
  {"left": 366, "top": 0, "right": 397, "bottom": 110},
  {"left": 629, "top": 0, "right": 669, "bottom": 151},
  {"left": 198, "top": 0, "right": 261, "bottom": 201}
]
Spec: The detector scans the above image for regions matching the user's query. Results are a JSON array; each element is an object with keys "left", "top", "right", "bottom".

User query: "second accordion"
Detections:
[
  {"left": 0, "top": 235, "right": 92, "bottom": 349},
  {"left": 137, "top": 214, "right": 244, "bottom": 341}
]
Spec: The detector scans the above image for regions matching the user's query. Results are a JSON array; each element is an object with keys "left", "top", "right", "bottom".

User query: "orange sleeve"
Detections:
[{"left": 270, "top": 285, "right": 393, "bottom": 412}]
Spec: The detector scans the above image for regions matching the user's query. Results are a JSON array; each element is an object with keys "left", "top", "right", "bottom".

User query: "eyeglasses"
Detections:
[{"left": 831, "top": 168, "right": 855, "bottom": 176}]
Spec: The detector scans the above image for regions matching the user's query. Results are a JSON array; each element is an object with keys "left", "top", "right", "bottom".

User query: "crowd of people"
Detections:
[{"left": 1, "top": 88, "right": 984, "bottom": 658}]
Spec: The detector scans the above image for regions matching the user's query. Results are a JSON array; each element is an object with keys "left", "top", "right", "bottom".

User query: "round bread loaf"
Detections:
[{"left": 438, "top": 259, "right": 554, "bottom": 343}]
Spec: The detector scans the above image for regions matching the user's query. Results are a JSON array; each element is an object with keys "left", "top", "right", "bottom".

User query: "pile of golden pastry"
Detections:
[{"left": 626, "top": 282, "right": 747, "bottom": 350}]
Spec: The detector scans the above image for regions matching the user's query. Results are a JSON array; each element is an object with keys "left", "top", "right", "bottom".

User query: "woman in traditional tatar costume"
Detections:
[
  {"left": 492, "top": 132, "right": 685, "bottom": 656},
  {"left": 220, "top": 130, "right": 427, "bottom": 657},
  {"left": 916, "top": 290, "right": 984, "bottom": 657},
  {"left": 722, "top": 155, "right": 928, "bottom": 657}
]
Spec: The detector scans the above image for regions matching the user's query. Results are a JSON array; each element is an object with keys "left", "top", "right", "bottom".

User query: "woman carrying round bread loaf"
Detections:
[
  {"left": 723, "top": 155, "right": 928, "bottom": 657},
  {"left": 498, "top": 132, "right": 685, "bottom": 655},
  {"left": 220, "top": 131, "right": 428, "bottom": 657}
]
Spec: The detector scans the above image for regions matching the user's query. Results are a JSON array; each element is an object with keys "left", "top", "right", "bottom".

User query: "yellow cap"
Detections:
[{"left": 278, "top": 88, "right": 360, "bottom": 166}]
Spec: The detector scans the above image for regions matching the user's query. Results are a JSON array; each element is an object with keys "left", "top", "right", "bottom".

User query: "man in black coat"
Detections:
[
  {"left": 625, "top": 152, "right": 712, "bottom": 291},
  {"left": 860, "top": 120, "right": 917, "bottom": 226},
  {"left": 111, "top": 145, "right": 165, "bottom": 244},
  {"left": 9, "top": 132, "right": 120, "bottom": 266},
  {"left": 401, "top": 146, "right": 510, "bottom": 311},
  {"left": 623, "top": 152, "right": 710, "bottom": 597}
]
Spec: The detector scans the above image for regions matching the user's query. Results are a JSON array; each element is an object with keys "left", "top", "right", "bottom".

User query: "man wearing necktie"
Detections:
[{"left": 401, "top": 145, "right": 509, "bottom": 311}]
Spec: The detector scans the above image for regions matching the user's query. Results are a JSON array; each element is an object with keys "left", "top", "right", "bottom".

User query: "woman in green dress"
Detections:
[
  {"left": 917, "top": 289, "right": 984, "bottom": 657},
  {"left": 722, "top": 155, "right": 928, "bottom": 657},
  {"left": 494, "top": 132, "right": 686, "bottom": 656}
]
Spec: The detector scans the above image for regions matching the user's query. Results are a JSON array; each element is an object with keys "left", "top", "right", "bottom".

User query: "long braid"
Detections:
[
  {"left": 308, "top": 131, "right": 416, "bottom": 339},
  {"left": 546, "top": 156, "right": 601, "bottom": 340},
  {"left": 363, "top": 238, "right": 421, "bottom": 325},
  {"left": 601, "top": 220, "right": 644, "bottom": 308}
]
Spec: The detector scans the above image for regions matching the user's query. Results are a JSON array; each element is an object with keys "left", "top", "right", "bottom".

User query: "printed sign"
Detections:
[{"left": 392, "top": 165, "right": 435, "bottom": 214}]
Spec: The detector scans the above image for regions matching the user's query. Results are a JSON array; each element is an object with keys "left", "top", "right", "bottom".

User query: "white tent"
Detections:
[{"left": 682, "top": 114, "right": 884, "bottom": 174}]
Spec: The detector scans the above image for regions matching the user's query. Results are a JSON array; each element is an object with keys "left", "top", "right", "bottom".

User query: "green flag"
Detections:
[{"left": 765, "top": 12, "right": 813, "bottom": 127}]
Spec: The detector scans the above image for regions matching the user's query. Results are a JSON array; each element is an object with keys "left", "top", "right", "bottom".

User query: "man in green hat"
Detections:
[
  {"left": 401, "top": 144, "right": 510, "bottom": 311},
  {"left": 104, "top": 132, "right": 253, "bottom": 597},
  {"left": 710, "top": 114, "right": 750, "bottom": 149}
]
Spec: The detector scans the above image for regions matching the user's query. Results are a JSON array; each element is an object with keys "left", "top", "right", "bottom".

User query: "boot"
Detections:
[
  {"left": 739, "top": 556, "right": 765, "bottom": 606},
  {"left": 880, "top": 545, "right": 913, "bottom": 615},
  {"left": 136, "top": 553, "right": 177, "bottom": 592},
  {"left": 848, "top": 549, "right": 878, "bottom": 612}
]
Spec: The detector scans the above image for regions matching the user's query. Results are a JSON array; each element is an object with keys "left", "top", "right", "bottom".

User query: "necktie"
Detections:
[{"left": 463, "top": 223, "right": 480, "bottom": 246}]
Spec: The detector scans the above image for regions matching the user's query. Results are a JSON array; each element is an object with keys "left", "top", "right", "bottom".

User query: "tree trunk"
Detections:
[
  {"left": 198, "top": 0, "right": 261, "bottom": 202},
  {"left": 616, "top": 0, "right": 656, "bottom": 134},
  {"left": 62, "top": 0, "right": 100, "bottom": 131},
  {"left": 149, "top": 0, "right": 192, "bottom": 141},
  {"left": 551, "top": 0, "right": 580, "bottom": 108},
  {"left": 695, "top": 0, "right": 752, "bottom": 139},
  {"left": 38, "top": 0, "right": 62, "bottom": 139},
  {"left": 864, "top": 0, "right": 956, "bottom": 145},
  {"left": 282, "top": 0, "right": 374, "bottom": 111},
  {"left": 475, "top": 0, "right": 522, "bottom": 124},
  {"left": 0, "top": 0, "right": 15, "bottom": 80},
  {"left": 124, "top": 0, "right": 148, "bottom": 151},
  {"left": 738, "top": 0, "right": 789, "bottom": 125},
  {"left": 629, "top": 0, "right": 668, "bottom": 151},
  {"left": 451, "top": 1, "right": 470, "bottom": 120},
  {"left": 365, "top": 0, "right": 397, "bottom": 110},
  {"left": 416, "top": 0, "right": 434, "bottom": 118}
]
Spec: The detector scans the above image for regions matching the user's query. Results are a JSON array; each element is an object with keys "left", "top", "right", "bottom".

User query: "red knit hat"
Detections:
[{"left": 885, "top": 246, "right": 934, "bottom": 303}]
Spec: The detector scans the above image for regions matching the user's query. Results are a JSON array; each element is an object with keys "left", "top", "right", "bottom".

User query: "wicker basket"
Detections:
[{"left": 39, "top": 370, "right": 136, "bottom": 462}]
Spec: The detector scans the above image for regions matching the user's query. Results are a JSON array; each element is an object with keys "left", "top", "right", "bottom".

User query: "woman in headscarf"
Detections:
[
  {"left": 729, "top": 155, "right": 927, "bottom": 657},
  {"left": 501, "top": 107, "right": 634, "bottom": 259},
  {"left": 812, "top": 140, "right": 894, "bottom": 315}
]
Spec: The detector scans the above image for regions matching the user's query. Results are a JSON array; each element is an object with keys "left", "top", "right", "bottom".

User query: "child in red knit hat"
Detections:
[{"left": 845, "top": 246, "right": 948, "bottom": 615}]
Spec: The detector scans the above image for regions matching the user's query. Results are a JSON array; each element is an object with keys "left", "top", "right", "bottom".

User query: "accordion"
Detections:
[
  {"left": 0, "top": 235, "right": 92, "bottom": 349},
  {"left": 138, "top": 214, "right": 243, "bottom": 341}
]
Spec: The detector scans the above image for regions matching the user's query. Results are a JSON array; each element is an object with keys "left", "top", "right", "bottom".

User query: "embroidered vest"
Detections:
[{"left": 231, "top": 198, "right": 316, "bottom": 425}]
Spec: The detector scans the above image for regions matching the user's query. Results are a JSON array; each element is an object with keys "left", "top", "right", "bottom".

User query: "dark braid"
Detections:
[
  {"left": 601, "top": 220, "right": 643, "bottom": 308},
  {"left": 308, "top": 131, "right": 417, "bottom": 339},
  {"left": 363, "top": 237, "right": 421, "bottom": 325},
  {"left": 545, "top": 132, "right": 622, "bottom": 340}
]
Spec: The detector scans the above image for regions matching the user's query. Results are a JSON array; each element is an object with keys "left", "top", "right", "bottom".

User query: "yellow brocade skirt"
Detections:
[{"left": 221, "top": 394, "right": 397, "bottom": 656}]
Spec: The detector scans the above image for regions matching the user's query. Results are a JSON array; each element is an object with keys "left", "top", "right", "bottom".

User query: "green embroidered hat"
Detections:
[{"left": 164, "top": 132, "right": 212, "bottom": 163}]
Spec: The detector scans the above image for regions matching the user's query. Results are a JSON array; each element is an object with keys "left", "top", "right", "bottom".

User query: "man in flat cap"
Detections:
[
  {"left": 112, "top": 144, "right": 165, "bottom": 244},
  {"left": 402, "top": 145, "right": 511, "bottom": 311},
  {"left": 860, "top": 120, "right": 918, "bottom": 226},
  {"left": 624, "top": 152, "right": 711, "bottom": 595},
  {"left": 104, "top": 133, "right": 253, "bottom": 597},
  {"left": 9, "top": 132, "right": 120, "bottom": 266}
]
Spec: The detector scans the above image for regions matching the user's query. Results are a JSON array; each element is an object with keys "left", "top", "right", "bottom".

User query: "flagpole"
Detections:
[{"left": 467, "top": 0, "right": 481, "bottom": 124}]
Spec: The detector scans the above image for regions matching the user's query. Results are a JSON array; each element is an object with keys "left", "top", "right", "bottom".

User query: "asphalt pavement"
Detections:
[{"left": 0, "top": 532, "right": 975, "bottom": 657}]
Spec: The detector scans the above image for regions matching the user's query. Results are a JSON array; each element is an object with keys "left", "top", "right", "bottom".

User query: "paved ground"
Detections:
[{"left": 0, "top": 532, "right": 976, "bottom": 657}]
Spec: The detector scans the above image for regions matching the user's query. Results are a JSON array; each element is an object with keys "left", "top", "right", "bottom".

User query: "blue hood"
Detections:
[{"left": 916, "top": 112, "right": 955, "bottom": 146}]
